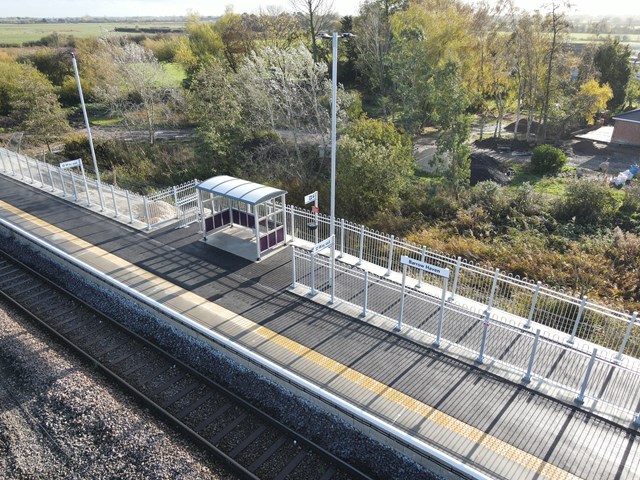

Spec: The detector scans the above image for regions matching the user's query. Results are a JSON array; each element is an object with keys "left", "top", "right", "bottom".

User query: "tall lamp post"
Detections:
[
  {"left": 71, "top": 52, "right": 105, "bottom": 211},
  {"left": 319, "top": 32, "right": 354, "bottom": 304}
]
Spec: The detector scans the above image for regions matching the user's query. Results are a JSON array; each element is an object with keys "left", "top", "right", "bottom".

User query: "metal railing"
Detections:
[
  {"left": 2, "top": 147, "right": 637, "bottom": 366},
  {"left": 285, "top": 205, "right": 639, "bottom": 363},
  {"left": 0, "top": 148, "right": 198, "bottom": 230},
  {"left": 292, "top": 246, "right": 640, "bottom": 425}
]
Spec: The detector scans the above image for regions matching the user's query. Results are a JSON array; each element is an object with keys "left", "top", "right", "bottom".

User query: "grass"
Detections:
[
  {"left": 161, "top": 63, "right": 186, "bottom": 87},
  {"left": 0, "top": 22, "right": 184, "bottom": 45},
  {"left": 508, "top": 164, "right": 569, "bottom": 196}
]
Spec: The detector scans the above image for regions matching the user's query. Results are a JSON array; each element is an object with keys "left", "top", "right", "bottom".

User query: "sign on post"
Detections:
[
  {"left": 401, "top": 255, "right": 450, "bottom": 278},
  {"left": 59, "top": 158, "right": 82, "bottom": 170},
  {"left": 304, "top": 191, "right": 318, "bottom": 205},
  {"left": 400, "top": 255, "right": 450, "bottom": 346},
  {"left": 312, "top": 235, "right": 334, "bottom": 254}
]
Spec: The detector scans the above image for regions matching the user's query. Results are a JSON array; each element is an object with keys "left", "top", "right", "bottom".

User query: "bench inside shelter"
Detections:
[{"left": 197, "top": 176, "right": 288, "bottom": 261}]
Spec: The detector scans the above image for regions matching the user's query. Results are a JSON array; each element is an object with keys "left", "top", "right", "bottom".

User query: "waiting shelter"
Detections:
[{"left": 197, "top": 175, "right": 288, "bottom": 261}]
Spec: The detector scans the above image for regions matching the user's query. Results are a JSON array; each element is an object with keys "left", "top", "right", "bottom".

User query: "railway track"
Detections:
[{"left": 0, "top": 251, "right": 373, "bottom": 480}]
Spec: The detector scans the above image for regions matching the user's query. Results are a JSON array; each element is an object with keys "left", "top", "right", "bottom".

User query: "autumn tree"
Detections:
[{"left": 214, "top": 8, "right": 256, "bottom": 72}]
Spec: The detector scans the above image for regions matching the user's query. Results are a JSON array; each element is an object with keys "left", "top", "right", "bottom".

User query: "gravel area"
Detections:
[
  {"left": 0, "top": 299, "right": 237, "bottom": 480},
  {"left": 0, "top": 230, "right": 443, "bottom": 480}
]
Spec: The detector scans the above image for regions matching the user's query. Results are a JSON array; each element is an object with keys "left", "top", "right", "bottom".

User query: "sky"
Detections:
[{"left": 0, "top": 0, "right": 637, "bottom": 19}]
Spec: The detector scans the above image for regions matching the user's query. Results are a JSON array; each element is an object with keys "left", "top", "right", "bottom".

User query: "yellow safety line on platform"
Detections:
[{"left": 0, "top": 200, "right": 578, "bottom": 480}]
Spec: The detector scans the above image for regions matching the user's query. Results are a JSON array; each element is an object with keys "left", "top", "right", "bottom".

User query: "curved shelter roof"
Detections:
[{"left": 197, "top": 175, "right": 287, "bottom": 206}]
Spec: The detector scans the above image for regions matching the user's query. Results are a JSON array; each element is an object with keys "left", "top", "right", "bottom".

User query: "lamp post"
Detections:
[
  {"left": 329, "top": 32, "right": 338, "bottom": 304},
  {"left": 319, "top": 32, "right": 354, "bottom": 304},
  {"left": 71, "top": 52, "right": 105, "bottom": 211}
]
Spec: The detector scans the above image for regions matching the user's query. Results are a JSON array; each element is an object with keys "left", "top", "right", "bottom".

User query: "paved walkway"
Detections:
[{"left": 1, "top": 175, "right": 639, "bottom": 480}]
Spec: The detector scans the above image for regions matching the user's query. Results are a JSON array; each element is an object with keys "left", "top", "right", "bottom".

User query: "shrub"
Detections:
[
  {"left": 530, "top": 144, "right": 567, "bottom": 174},
  {"left": 556, "top": 178, "right": 618, "bottom": 226}
]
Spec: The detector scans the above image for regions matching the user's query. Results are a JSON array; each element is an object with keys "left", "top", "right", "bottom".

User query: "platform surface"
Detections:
[{"left": 1, "top": 174, "right": 639, "bottom": 480}]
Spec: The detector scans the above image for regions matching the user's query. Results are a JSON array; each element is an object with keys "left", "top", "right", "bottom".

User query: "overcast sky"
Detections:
[{"left": 0, "top": 0, "right": 636, "bottom": 19}]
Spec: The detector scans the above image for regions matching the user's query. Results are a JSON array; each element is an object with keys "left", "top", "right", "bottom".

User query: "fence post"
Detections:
[
  {"left": 143, "top": 196, "right": 151, "bottom": 231},
  {"left": 525, "top": 281, "right": 542, "bottom": 329},
  {"left": 8, "top": 151, "right": 15, "bottom": 176},
  {"left": 434, "top": 276, "right": 449, "bottom": 347},
  {"left": 111, "top": 185, "right": 119, "bottom": 218},
  {"left": 417, "top": 246, "right": 426, "bottom": 289},
  {"left": 396, "top": 263, "right": 407, "bottom": 331},
  {"left": 361, "top": 270, "right": 369, "bottom": 319},
  {"left": 126, "top": 191, "right": 134, "bottom": 223},
  {"left": 385, "top": 235, "right": 395, "bottom": 277},
  {"left": 486, "top": 268, "right": 500, "bottom": 315},
  {"left": 291, "top": 247, "right": 297, "bottom": 289},
  {"left": 17, "top": 152, "right": 25, "bottom": 180},
  {"left": 339, "top": 219, "right": 345, "bottom": 259},
  {"left": 59, "top": 169, "right": 67, "bottom": 197},
  {"left": 575, "top": 348, "right": 598, "bottom": 405},
  {"left": 70, "top": 172, "right": 78, "bottom": 201},
  {"left": 26, "top": 157, "right": 34, "bottom": 183},
  {"left": 448, "top": 256, "right": 462, "bottom": 301},
  {"left": 0, "top": 150, "right": 6, "bottom": 173},
  {"left": 615, "top": 311, "right": 638, "bottom": 361},
  {"left": 476, "top": 312, "right": 490, "bottom": 364},
  {"left": 568, "top": 295, "right": 588, "bottom": 344},
  {"left": 289, "top": 207, "right": 295, "bottom": 242},
  {"left": 357, "top": 225, "right": 365, "bottom": 266},
  {"left": 47, "top": 163, "right": 55, "bottom": 192},
  {"left": 522, "top": 329, "right": 541, "bottom": 384},
  {"left": 173, "top": 186, "right": 179, "bottom": 219},
  {"left": 310, "top": 252, "right": 316, "bottom": 295},
  {"left": 37, "top": 161, "right": 45, "bottom": 187}
]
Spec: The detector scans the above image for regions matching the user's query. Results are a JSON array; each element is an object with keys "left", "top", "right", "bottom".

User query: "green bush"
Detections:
[
  {"left": 531, "top": 144, "right": 567, "bottom": 174},
  {"left": 557, "top": 178, "right": 618, "bottom": 226}
]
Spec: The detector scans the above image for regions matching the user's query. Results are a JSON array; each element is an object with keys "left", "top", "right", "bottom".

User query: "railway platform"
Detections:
[{"left": 0, "top": 174, "right": 638, "bottom": 480}]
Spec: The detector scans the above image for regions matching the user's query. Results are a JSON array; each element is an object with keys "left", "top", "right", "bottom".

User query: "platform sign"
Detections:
[
  {"left": 59, "top": 158, "right": 82, "bottom": 170},
  {"left": 304, "top": 191, "right": 318, "bottom": 205},
  {"left": 401, "top": 255, "right": 450, "bottom": 278},
  {"left": 312, "top": 235, "right": 334, "bottom": 254}
]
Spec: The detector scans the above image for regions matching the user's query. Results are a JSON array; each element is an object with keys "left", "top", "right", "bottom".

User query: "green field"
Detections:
[{"left": 0, "top": 22, "right": 184, "bottom": 45}]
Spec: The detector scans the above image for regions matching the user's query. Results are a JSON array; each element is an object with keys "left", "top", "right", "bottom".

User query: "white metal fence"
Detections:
[
  {"left": 2, "top": 147, "right": 638, "bottom": 366},
  {"left": 0, "top": 148, "right": 199, "bottom": 231},
  {"left": 285, "top": 205, "right": 639, "bottom": 363},
  {"left": 292, "top": 246, "right": 640, "bottom": 425}
]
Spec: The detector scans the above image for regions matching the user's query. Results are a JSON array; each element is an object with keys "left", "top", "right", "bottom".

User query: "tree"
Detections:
[
  {"left": 94, "top": 37, "right": 184, "bottom": 145},
  {"left": 214, "top": 8, "right": 255, "bottom": 72},
  {"left": 594, "top": 39, "right": 632, "bottom": 111},
  {"left": 540, "top": 1, "right": 570, "bottom": 142},
  {"left": 175, "top": 14, "right": 224, "bottom": 75},
  {"left": 290, "top": 0, "right": 335, "bottom": 63},
  {"left": 572, "top": 79, "right": 612, "bottom": 125},
  {"left": 354, "top": 0, "right": 403, "bottom": 114},
  {"left": 0, "top": 60, "right": 70, "bottom": 151},
  {"left": 336, "top": 117, "right": 414, "bottom": 221}
]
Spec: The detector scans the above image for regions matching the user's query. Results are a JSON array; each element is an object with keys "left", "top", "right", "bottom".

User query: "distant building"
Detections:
[{"left": 611, "top": 109, "right": 640, "bottom": 146}]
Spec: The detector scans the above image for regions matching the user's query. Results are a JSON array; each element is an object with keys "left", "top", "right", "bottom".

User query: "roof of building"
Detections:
[
  {"left": 613, "top": 109, "right": 640, "bottom": 123},
  {"left": 197, "top": 175, "right": 287, "bottom": 206}
]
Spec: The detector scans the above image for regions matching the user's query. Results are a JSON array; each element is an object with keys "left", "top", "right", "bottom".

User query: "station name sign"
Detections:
[
  {"left": 312, "top": 235, "right": 334, "bottom": 254},
  {"left": 304, "top": 191, "right": 318, "bottom": 205},
  {"left": 400, "top": 255, "right": 450, "bottom": 278},
  {"left": 59, "top": 159, "right": 82, "bottom": 170}
]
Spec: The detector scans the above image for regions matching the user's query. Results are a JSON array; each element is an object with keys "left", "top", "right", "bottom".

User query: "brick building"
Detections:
[{"left": 611, "top": 109, "right": 640, "bottom": 146}]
